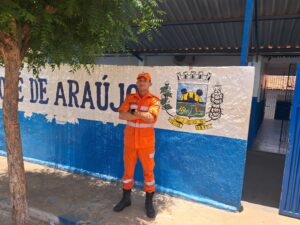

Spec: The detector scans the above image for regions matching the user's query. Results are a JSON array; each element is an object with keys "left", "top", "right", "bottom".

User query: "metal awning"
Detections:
[{"left": 127, "top": 0, "right": 300, "bottom": 55}]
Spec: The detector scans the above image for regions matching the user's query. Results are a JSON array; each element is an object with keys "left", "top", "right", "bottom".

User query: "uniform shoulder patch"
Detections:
[{"left": 149, "top": 92, "right": 160, "bottom": 101}]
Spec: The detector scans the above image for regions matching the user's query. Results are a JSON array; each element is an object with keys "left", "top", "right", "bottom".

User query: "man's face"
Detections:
[{"left": 136, "top": 77, "right": 151, "bottom": 92}]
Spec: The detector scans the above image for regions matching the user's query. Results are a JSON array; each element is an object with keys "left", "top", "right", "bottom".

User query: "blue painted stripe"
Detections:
[{"left": 0, "top": 110, "right": 247, "bottom": 211}]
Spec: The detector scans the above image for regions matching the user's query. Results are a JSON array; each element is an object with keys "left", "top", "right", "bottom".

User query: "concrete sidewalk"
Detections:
[{"left": 0, "top": 156, "right": 299, "bottom": 225}]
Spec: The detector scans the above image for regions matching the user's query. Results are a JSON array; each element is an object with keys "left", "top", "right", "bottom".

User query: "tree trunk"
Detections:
[{"left": 3, "top": 43, "right": 29, "bottom": 225}]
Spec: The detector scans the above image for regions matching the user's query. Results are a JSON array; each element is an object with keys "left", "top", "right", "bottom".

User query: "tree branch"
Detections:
[
  {"left": 20, "top": 23, "right": 31, "bottom": 59},
  {"left": 45, "top": 5, "right": 57, "bottom": 14},
  {"left": 0, "top": 31, "right": 13, "bottom": 45},
  {"left": 0, "top": 17, "right": 31, "bottom": 59},
  {"left": 0, "top": 31, "right": 14, "bottom": 58},
  {"left": 0, "top": 30, "right": 20, "bottom": 63},
  {"left": 0, "top": 42, "right": 5, "bottom": 58},
  {"left": 10, "top": 17, "right": 17, "bottom": 37}
]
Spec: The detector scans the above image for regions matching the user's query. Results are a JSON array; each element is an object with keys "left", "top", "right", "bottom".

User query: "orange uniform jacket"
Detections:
[{"left": 118, "top": 92, "right": 160, "bottom": 149}]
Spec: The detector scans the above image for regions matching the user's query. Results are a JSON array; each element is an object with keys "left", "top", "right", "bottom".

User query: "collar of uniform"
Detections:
[{"left": 133, "top": 92, "right": 153, "bottom": 100}]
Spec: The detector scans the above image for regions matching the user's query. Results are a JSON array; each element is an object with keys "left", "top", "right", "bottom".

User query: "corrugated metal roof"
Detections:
[
  {"left": 259, "top": 0, "right": 300, "bottom": 16},
  {"left": 128, "top": 0, "right": 300, "bottom": 54},
  {"left": 257, "top": 19, "right": 300, "bottom": 47},
  {"left": 158, "top": 0, "right": 245, "bottom": 21}
]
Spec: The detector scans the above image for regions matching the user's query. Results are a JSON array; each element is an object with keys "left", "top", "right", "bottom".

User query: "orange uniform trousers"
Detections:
[{"left": 122, "top": 145, "right": 155, "bottom": 192}]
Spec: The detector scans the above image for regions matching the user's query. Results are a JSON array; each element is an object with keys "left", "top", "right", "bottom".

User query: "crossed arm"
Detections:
[
  {"left": 119, "top": 111, "right": 155, "bottom": 122},
  {"left": 118, "top": 96, "right": 160, "bottom": 123}
]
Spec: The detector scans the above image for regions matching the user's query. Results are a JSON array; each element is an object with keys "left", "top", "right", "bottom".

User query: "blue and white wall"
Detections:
[{"left": 0, "top": 64, "right": 254, "bottom": 211}]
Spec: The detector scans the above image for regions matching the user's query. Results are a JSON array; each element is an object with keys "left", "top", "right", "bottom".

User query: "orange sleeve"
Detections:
[
  {"left": 148, "top": 97, "right": 160, "bottom": 118},
  {"left": 118, "top": 95, "right": 130, "bottom": 112}
]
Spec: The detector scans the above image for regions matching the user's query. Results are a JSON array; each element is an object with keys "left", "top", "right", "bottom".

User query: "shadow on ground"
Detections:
[
  {"left": 242, "top": 150, "right": 286, "bottom": 208},
  {"left": 0, "top": 164, "right": 172, "bottom": 225}
]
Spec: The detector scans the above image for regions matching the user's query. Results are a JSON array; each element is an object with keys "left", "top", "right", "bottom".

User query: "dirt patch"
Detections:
[{"left": 0, "top": 156, "right": 299, "bottom": 225}]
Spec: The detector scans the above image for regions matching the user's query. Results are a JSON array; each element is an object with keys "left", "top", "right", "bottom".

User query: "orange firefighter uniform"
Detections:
[{"left": 118, "top": 89, "right": 160, "bottom": 193}]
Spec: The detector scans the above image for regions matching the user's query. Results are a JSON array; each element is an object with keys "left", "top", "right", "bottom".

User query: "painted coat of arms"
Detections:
[{"left": 160, "top": 71, "right": 224, "bottom": 130}]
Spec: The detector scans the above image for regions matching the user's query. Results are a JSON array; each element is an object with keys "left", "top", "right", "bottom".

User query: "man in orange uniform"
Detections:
[{"left": 113, "top": 72, "right": 160, "bottom": 218}]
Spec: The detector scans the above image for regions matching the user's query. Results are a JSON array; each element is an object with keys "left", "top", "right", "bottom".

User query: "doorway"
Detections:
[
  {"left": 242, "top": 63, "right": 296, "bottom": 208},
  {"left": 254, "top": 64, "right": 296, "bottom": 155}
]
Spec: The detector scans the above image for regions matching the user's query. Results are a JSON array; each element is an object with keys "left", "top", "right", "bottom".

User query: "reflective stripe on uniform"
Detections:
[
  {"left": 130, "top": 104, "right": 138, "bottom": 109},
  {"left": 149, "top": 153, "right": 155, "bottom": 158},
  {"left": 127, "top": 121, "right": 154, "bottom": 128},
  {"left": 145, "top": 180, "right": 155, "bottom": 186},
  {"left": 123, "top": 179, "right": 133, "bottom": 184},
  {"left": 140, "top": 105, "right": 149, "bottom": 111}
]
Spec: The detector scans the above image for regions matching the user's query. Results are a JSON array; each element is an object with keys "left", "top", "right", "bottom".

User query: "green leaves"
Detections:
[
  {"left": 0, "top": 0, "right": 164, "bottom": 75},
  {"left": 160, "top": 82, "right": 173, "bottom": 111},
  {"left": 163, "top": 104, "right": 172, "bottom": 110}
]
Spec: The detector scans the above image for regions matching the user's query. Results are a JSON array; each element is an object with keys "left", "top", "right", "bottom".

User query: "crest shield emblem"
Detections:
[
  {"left": 176, "top": 81, "right": 208, "bottom": 118},
  {"left": 160, "top": 70, "right": 222, "bottom": 130}
]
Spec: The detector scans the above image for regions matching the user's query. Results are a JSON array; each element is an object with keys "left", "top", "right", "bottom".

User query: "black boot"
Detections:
[
  {"left": 145, "top": 192, "right": 156, "bottom": 218},
  {"left": 113, "top": 189, "right": 131, "bottom": 212}
]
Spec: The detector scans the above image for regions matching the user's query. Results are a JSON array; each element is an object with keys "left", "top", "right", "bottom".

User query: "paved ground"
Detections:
[
  {"left": 253, "top": 118, "right": 289, "bottom": 155},
  {"left": 0, "top": 156, "right": 299, "bottom": 225},
  {"left": 0, "top": 209, "right": 48, "bottom": 225},
  {"left": 242, "top": 150, "right": 285, "bottom": 208}
]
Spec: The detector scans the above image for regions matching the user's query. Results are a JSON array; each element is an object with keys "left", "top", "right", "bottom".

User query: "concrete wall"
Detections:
[{"left": 0, "top": 64, "right": 254, "bottom": 212}]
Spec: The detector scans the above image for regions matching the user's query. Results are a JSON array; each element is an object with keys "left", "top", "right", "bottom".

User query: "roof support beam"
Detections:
[
  {"left": 128, "top": 48, "right": 300, "bottom": 56},
  {"left": 161, "top": 14, "right": 300, "bottom": 27},
  {"left": 131, "top": 52, "right": 143, "bottom": 62},
  {"left": 240, "top": 0, "right": 254, "bottom": 66}
]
